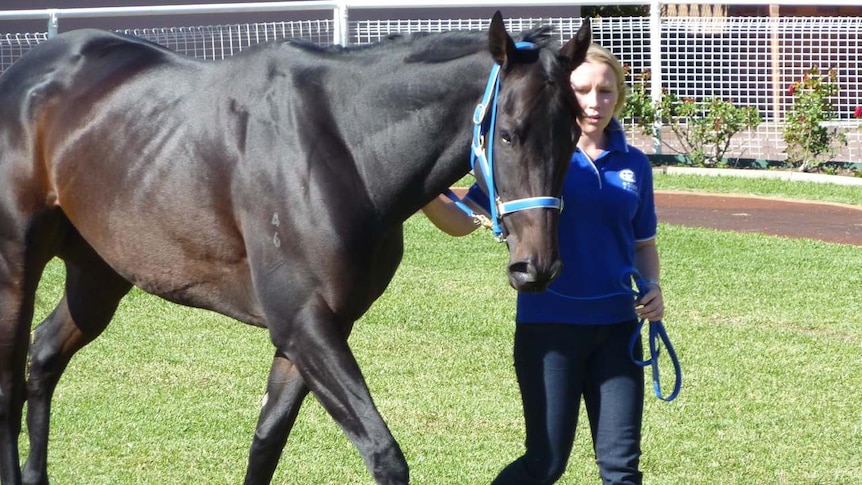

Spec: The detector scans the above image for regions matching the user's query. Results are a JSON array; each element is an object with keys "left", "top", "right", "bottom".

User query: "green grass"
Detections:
[
  {"left": 460, "top": 170, "right": 862, "bottom": 205},
  {"left": 654, "top": 172, "right": 862, "bottom": 206},
  {"left": 22, "top": 178, "right": 862, "bottom": 484}
]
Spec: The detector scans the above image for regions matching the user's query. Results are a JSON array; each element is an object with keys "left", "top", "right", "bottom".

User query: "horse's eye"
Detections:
[{"left": 500, "top": 129, "right": 513, "bottom": 145}]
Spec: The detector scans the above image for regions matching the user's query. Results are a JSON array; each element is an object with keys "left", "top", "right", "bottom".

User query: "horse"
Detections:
[{"left": 0, "top": 12, "right": 591, "bottom": 484}]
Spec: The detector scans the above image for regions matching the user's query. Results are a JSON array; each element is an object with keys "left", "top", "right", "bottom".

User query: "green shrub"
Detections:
[{"left": 623, "top": 69, "right": 762, "bottom": 167}]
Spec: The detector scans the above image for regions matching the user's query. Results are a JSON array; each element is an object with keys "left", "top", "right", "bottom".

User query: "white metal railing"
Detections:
[{"left": 2, "top": 1, "right": 861, "bottom": 164}]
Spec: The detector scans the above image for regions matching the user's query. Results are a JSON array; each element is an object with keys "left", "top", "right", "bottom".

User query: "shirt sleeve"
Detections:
[
  {"left": 464, "top": 183, "right": 492, "bottom": 214},
  {"left": 632, "top": 153, "right": 658, "bottom": 242}
]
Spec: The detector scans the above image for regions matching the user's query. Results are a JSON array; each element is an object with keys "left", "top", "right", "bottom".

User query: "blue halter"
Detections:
[
  {"left": 446, "top": 41, "right": 563, "bottom": 240},
  {"left": 627, "top": 272, "right": 682, "bottom": 402}
]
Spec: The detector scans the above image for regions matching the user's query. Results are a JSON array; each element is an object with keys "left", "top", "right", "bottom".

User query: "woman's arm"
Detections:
[
  {"left": 421, "top": 194, "right": 484, "bottom": 237},
  {"left": 633, "top": 238, "right": 664, "bottom": 321}
]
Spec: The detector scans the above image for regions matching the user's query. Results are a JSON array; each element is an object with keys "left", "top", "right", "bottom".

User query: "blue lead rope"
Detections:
[{"left": 628, "top": 274, "right": 682, "bottom": 402}]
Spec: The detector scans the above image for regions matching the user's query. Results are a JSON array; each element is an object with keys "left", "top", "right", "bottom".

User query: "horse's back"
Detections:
[
  {"left": 0, "top": 27, "right": 463, "bottom": 325},
  {"left": 0, "top": 28, "right": 379, "bottom": 324}
]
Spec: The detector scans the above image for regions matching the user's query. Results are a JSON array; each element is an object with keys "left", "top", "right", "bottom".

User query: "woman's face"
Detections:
[{"left": 569, "top": 60, "right": 620, "bottom": 137}]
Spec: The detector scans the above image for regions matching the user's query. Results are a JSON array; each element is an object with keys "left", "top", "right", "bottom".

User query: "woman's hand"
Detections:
[{"left": 635, "top": 282, "right": 664, "bottom": 322}]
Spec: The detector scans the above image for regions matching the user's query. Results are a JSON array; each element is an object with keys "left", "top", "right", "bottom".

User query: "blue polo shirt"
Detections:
[{"left": 466, "top": 119, "right": 657, "bottom": 325}]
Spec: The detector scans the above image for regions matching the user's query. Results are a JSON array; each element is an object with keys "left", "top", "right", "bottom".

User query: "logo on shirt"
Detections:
[{"left": 619, "top": 169, "right": 638, "bottom": 193}]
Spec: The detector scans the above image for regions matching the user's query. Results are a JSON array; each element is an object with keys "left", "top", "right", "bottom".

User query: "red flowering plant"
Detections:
[{"left": 783, "top": 67, "right": 847, "bottom": 172}]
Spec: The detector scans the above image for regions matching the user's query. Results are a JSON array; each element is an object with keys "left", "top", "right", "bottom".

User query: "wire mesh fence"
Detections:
[
  {"left": 124, "top": 20, "right": 335, "bottom": 60},
  {"left": 2, "top": 14, "right": 861, "bottom": 163},
  {"left": 0, "top": 32, "right": 48, "bottom": 73}
]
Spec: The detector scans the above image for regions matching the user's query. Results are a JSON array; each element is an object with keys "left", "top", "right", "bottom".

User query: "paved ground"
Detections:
[{"left": 656, "top": 191, "right": 862, "bottom": 246}]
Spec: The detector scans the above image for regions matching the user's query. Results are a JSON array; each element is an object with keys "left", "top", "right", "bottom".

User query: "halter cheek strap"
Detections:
[{"left": 454, "top": 41, "right": 564, "bottom": 240}]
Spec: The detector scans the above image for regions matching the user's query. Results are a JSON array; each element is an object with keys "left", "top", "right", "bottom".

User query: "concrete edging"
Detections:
[{"left": 654, "top": 166, "right": 862, "bottom": 187}]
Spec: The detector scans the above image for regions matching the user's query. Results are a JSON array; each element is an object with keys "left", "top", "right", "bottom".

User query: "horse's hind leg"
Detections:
[
  {"left": 1, "top": 211, "right": 67, "bottom": 485},
  {"left": 22, "top": 248, "right": 131, "bottom": 485},
  {"left": 0, "top": 257, "right": 37, "bottom": 485}
]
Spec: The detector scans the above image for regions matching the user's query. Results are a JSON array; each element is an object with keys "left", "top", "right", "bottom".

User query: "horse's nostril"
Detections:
[
  {"left": 508, "top": 261, "right": 536, "bottom": 281},
  {"left": 508, "top": 259, "right": 562, "bottom": 292},
  {"left": 508, "top": 261, "right": 541, "bottom": 293}
]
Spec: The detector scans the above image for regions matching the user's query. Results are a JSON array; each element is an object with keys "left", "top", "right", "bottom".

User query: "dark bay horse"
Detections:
[{"left": 0, "top": 12, "right": 590, "bottom": 484}]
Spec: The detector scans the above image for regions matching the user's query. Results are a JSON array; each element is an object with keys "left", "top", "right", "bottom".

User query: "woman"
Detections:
[{"left": 423, "top": 43, "right": 664, "bottom": 485}]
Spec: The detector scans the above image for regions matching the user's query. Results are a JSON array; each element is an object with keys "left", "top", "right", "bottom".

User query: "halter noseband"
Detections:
[{"left": 448, "top": 41, "right": 563, "bottom": 241}]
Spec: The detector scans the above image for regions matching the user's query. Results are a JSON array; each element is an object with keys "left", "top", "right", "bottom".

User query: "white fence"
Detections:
[{"left": 2, "top": 1, "right": 861, "bottom": 164}]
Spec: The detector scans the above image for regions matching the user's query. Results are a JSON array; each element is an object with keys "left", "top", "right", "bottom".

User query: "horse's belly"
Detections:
[{"left": 58, "top": 180, "right": 262, "bottom": 324}]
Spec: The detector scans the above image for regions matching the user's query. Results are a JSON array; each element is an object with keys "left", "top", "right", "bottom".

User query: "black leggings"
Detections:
[{"left": 492, "top": 321, "right": 644, "bottom": 485}]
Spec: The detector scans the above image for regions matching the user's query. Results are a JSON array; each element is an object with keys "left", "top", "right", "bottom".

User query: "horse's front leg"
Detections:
[
  {"left": 244, "top": 352, "right": 310, "bottom": 484},
  {"left": 248, "top": 296, "right": 408, "bottom": 485}
]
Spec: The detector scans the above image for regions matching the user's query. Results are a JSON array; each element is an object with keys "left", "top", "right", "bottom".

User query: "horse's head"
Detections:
[{"left": 478, "top": 12, "right": 591, "bottom": 292}]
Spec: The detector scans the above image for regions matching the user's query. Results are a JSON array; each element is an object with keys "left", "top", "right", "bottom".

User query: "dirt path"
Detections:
[{"left": 656, "top": 191, "right": 862, "bottom": 246}]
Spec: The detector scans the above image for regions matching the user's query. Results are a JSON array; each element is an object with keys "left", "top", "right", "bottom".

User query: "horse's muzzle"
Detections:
[{"left": 507, "top": 258, "right": 563, "bottom": 292}]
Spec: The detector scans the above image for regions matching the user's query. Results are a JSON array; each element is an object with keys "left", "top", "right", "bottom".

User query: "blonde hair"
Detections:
[{"left": 585, "top": 43, "right": 627, "bottom": 117}]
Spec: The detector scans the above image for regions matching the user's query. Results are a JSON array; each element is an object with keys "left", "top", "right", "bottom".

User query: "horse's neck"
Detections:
[{"left": 344, "top": 54, "right": 492, "bottom": 222}]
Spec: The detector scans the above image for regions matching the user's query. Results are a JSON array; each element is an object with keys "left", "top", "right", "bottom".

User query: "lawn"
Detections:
[
  {"left": 654, "top": 171, "right": 862, "bottom": 206},
  {"left": 22, "top": 174, "right": 862, "bottom": 484}
]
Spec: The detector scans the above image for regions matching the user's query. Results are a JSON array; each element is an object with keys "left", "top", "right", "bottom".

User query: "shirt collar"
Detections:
[
  {"left": 574, "top": 118, "right": 629, "bottom": 160},
  {"left": 605, "top": 118, "right": 629, "bottom": 154}
]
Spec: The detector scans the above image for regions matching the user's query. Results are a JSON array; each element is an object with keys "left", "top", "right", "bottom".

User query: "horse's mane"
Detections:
[
  {"left": 516, "top": 25, "right": 557, "bottom": 48},
  {"left": 400, "top": 24, "right": 559, "bottom": 64},
  {"left": 265, "top": 24, "right": 558, "bottom": 65},
  {"left": 269, "top": 32, "right": 421, "bottom": 57}
]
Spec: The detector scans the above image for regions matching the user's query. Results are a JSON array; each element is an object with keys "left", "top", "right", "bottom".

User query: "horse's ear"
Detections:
[
  {"left": 559, "top": 18, "right": 591, "bottom": 72},
  {"left": 488, "top": 10, "right": 516, "bottom": 67}
]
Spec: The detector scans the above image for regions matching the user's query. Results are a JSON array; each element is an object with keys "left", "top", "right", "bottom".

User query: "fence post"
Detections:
[
  {"left": 769, "top": 5, "right": 781, "bottom": 124},
  {"left": 47, "top": 9, "right": 59, "bottom": 38},
  {"left": 649, "top": 0, "right": 661, "bottom": 155},
  {"left": 334, "top": 2, "right": 349, "bottom": 47}
]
